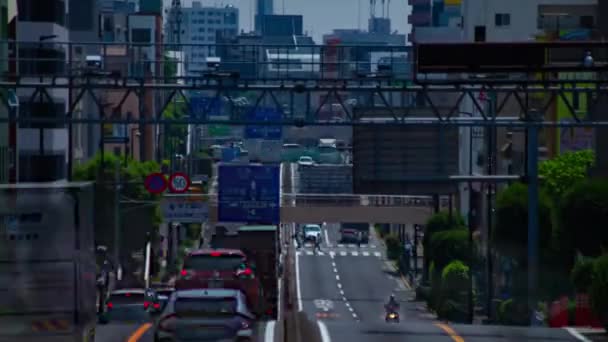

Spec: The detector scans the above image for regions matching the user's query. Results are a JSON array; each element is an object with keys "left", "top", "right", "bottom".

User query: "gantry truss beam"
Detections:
[
  {"left": 2, "top": 80, "right": 608, "bottom": 126},
  {"left": 1, "top": 40, "right": 608, "bottom": 126}
]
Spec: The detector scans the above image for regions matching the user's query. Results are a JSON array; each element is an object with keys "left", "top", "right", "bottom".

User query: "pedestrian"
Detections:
[
  {"left": 356, "top": 231, "right": 362, "bottom": 248},
  {"left": 292, "top": 231, "right": 301, "bottom": 248},
  {"left": 314, "top": 235, "right": 321, "bottom": 252}
]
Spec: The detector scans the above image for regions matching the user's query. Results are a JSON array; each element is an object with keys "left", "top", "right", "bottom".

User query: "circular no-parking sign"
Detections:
[
  {"left": 168, "top": 172, "right": 191, "bottom": 193},
  {"left": 144, "top": 173, "right": 168, "bottom": 194}
]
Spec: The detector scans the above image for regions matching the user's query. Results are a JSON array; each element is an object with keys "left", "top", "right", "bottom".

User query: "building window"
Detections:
[
  {"left": 131, "top": 28, "right": 151, "bottom": 43},
  {"left": 495, "top": 13, "right": 510, "bottom": 27},
  {"left": 113, "top": 124, "right": 127, "bottom": 138},
  {"left": 580, "top": 15, "right": 594, "bottom": 29},
  {"left": 474, "top": 26, "right": 486, "bottom": 42}
]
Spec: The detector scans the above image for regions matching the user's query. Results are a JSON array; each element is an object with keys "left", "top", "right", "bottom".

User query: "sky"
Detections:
[{"left": 166, "top": 0, "right": 412, "bottom": 43}]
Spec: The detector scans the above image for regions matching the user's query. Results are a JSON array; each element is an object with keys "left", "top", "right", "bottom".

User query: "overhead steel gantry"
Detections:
[
  {"left": 2, "top": 40, "right": 608, "bottom": 327},
  {"left": 0, "top": 41, "right": 606, "bottom": 127}
]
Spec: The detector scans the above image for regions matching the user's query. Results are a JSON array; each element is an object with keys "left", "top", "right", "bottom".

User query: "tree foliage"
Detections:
[
  {"left": 558, "top": 179, "right": 608, "bottom": 257},
  {"left": 494, "top": 182, "right": 553, "bottom": 263},
  {"left": 162, "top": 100, "right": 188, "bottom": 157},
  {"left": 539, "top": 150, "right": 595, "bottom": 198},
  {"left": 430, "top": 229, "right": 470, "bottom": 270},
  {"left": 424, "top": 212, "right": 465, "bottom": 259},
  {"left": 571, "top": 256, "right": 595, "bottom": 293},
  {"left": 73, "top": 153, "right": 163, "bottom": 264},
  {"left": 423, "top": 211, "right": 466, "bottom": 283},
  {"left": 590, "top": 254, "right": 608, "bottom": 329}
]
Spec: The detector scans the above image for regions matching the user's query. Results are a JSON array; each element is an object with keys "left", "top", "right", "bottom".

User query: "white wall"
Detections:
[{"left": 462, "top": 0, "right": 597, "bottom": 42}]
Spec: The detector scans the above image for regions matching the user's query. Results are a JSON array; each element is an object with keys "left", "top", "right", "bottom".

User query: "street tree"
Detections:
[
  {"left": 538, "top": 149, "right": 595, "bottom": 199},
  {"left": 558, "top": 179, "right": 608, "bottom": 258},
  {"left": 74, "top": 153, "right": 163, "bottom": 267}
]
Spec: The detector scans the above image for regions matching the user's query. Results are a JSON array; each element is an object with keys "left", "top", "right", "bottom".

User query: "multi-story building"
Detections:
[
  {"left": 0, "top": 0, "right": 12, "bottom": 183},
  {"left": 453, "top": 0, "right": 598, "bottom": 256},
  {"left": 166, "top": 1, "right": 238, "bottom": 77},
  {"left": 255, "top": 0, "right": 273, "bottom": 33},
  {"left": 15, "top": 0, "right": 69, "bottom": 182}
]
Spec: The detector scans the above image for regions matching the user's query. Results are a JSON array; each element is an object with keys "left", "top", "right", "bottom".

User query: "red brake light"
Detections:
[
  {"left": 158, "top": 313, "right": 177, "bottom": 332},
  {"left": 144, "top": 301, "right": 150, "bottom": 309},
  {"left": 125, "top": 293, "right": 131, "bottom": 297},
  {"left": 106, "top": 302, "right": 113, "bottom": 309},
  {"left": 210, "top": 251, "right": 222, "bottom": 257},
  {"left": 180, "top": 269, "right": 188, "bottom": 276},
  {"left": 153, "top": 303, "right": 161, "bottom": 309},
  {"left": 243, "top": 268, "right": 252, "bottom": 276}
]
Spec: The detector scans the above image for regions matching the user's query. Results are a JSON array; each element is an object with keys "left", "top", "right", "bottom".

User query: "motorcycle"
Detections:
[{"left": 385, "top": 310, "right": 400, "bottom": 323}]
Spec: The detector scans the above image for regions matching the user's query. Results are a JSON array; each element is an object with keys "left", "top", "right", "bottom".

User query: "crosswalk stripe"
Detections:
[
  {"left": 305, "top": 251, "right": 313, "bottom": 256},
  {"left": 318, "top": 251, "right": 325, "bottom": 256},
  {"left": 362, "top": 251, "right": 370, "bottom": 256},
  {"left": 329, "top": 251, "right": 335, "bottom": 258},
  {"left": 351, "top": 252, "right": 359, "bottom": 256},
  {"left": 337, "top": 244, "right": 344, "bottom": 248},
  {"left": 296, "top": 251, "right": 301, "bottom": 256},
  {"left": 374, "top": 252, "right": 381, "bottom": 257},
  {"left": 340, "top": 251, "right": 347, "bottom": 256}
]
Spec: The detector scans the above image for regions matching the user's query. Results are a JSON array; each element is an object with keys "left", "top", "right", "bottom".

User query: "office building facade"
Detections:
[{"left": 166, "top": 1, "right": 238, "bottom": 76}]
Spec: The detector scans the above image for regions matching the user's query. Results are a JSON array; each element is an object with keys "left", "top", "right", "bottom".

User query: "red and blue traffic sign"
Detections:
[{"left": 144, "top": 173, "right": 168, "bottom": 194}]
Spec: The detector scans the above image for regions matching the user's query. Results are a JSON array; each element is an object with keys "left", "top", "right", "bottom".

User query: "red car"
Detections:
[{"left": 175, "top": 249, "right": 261, "bottom": 314}]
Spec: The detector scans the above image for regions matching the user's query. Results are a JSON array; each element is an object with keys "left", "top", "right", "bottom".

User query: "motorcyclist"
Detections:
[{"left": 385, "top": 294, "right": 399, "bottom": 312}]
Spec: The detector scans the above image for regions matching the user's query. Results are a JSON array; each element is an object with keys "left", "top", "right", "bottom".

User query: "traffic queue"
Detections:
[{"left": 98, "top": 224, "right": 279, "bottom": 342}]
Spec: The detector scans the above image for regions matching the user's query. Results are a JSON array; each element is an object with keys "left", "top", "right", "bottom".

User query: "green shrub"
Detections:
[
  {"left": 428, "top": 262, "right": 441, "bottom": 310},
  {"left": 436, "top": 260, "right": 470, "bottom": 322},
  {"left": 430, "top": 230, "right": 470, "bottom": 270},
  {"left": 424, "top": 211, "right": 465, "bottom": 259},
  {"left": 571, "top": 257, "right": 595, "bottom": 293},
  {"left": 385, "top": 234, "right": 403, "bottom": 261},
  {"left": 559, "top": 180, "right": 608, "bottom": 258},
  {"left": 186, "top": 224, "right": 202, "bottom": 241},
  {"left": 441, "top": 260, "right": 469, "bottom": 294},
  {"left": 590, "top": 254, "right": 608, "bottom": 330},
  {"left": 497, "top": 298, "right": 528, "bottom": 326},
  {"left": 494, "top": 182, "right": 553, "bottom": 264}
]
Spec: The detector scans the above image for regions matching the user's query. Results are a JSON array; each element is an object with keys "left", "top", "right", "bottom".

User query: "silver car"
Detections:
[{"left": 153, "top": 289, "right": 255, "bottom": 342}]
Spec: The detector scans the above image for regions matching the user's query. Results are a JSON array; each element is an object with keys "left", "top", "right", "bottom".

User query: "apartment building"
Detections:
[
  {"left": 14, "top": 0, "right": 69, "bottom": 182},
  {"left": 165, "top": 1, "right": 238, "bottom": 76}
]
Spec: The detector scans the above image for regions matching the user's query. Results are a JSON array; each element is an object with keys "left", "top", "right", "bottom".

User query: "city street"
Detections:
[{"left": 295, "top": 223, "right": 589, "bottom": 342}]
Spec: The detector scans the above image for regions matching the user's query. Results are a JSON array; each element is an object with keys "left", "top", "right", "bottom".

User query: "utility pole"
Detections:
[
  {"left": 113, "top": 162, "right": 121, "bottom": 277},
  {"left": 486, "top": 92, "right": 496, "bottom": 320},
  {"left": 527, "top": 112, "right": 541, "bottom": 325}
]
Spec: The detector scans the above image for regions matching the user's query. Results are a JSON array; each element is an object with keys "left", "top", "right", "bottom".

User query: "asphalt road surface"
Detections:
[
  {"left": 297, "top": 222, "right": 587, "bottom": 342},
  {"left": 95, "top": 320, "right": 271, "bottom": 342}
]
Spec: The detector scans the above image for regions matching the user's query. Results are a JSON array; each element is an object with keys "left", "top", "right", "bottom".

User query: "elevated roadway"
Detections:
[{"left": 203, "top": 193, "right": 438, "bottom": 224}]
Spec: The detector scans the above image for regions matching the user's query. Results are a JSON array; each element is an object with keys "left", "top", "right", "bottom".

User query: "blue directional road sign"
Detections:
[
  {"left": 221, "top": 147, "right": 240, "bottom": 162},
  {"left": 244, "top": 107, "right": 283, "bottom": 140},
  {"left": 218, "top": 164, "right": 280, "bottom": 224},
  {"left": 189, "top": 96, "right": 223, "bottom": 119}
]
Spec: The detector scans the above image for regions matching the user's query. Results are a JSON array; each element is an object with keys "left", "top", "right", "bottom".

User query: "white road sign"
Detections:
[
  {"left": 161, "top": 198, "right": 209, "bottom": 223},
  {"left": 169, "top": 173, "right": 190, "bottom": 193}
]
